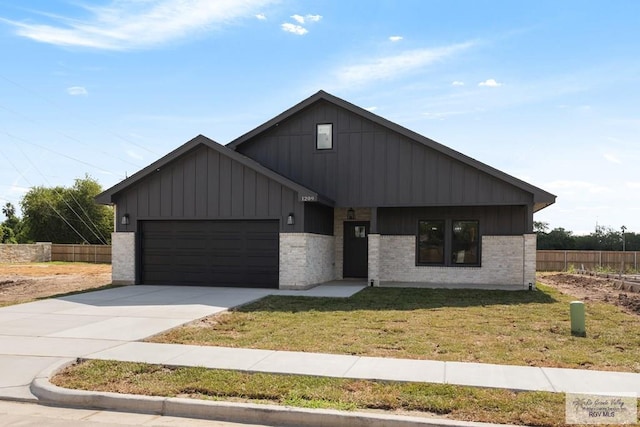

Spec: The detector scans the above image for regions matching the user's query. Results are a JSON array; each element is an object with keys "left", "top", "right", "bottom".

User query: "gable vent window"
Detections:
[{"left": 316, "top": 123, "right": 333, "bottom": 150}]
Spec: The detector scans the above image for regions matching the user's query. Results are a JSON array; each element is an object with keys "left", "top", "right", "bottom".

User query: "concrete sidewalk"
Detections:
[{"left": 84, "top": 342, "right": 640, "bottom": 394}]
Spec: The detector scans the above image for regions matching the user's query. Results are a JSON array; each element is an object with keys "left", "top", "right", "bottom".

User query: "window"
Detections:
[
  {"left": 417, "top": 220, "right": 445, "bottom": 264},
  {"left": 316, "top": 123, "right": 332, "bottom": 150},
  {"left": 417, "top": 219, "right": 480, "bottom": 266},
  {"left": 452, "top": 220, "right": 479, "bottom": 265}
]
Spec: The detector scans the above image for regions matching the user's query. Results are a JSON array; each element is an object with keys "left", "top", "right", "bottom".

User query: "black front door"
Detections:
[{"left": 343, "top": 221, "right": 369, "bottom": 278}]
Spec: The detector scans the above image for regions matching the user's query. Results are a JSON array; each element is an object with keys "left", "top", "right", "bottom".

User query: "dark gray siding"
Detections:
[
  {"left": 236, "top": 100, "right": 533, "bottom": 208},
  {"left": 304, "top": 203, "right": 334, "bottom": 235},
  {"left": 113, "top": 145, "right": 304, "bottom": 233},
  {"left": 378, "top": 206, "right": 529, "bottom": 236}
]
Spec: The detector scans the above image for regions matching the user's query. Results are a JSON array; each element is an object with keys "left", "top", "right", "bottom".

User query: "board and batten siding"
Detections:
[
  {"left": 113, "top": 145, "right": 303, "bottom": 233},
  {"left": 236, "top": 100, "right": 534, "bottom": 209},
  {"left": 378, "top": 206, "right": 528, "bottom": 236}
]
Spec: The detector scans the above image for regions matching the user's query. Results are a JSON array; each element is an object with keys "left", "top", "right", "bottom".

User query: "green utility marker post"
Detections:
[{"left": 570, "top": 301, "right": 586, "bottom": 337}]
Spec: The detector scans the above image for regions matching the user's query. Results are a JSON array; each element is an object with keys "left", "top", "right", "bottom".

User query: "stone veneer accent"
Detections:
[
  {"left": 334, "top": 207, "right": 371, "bottom": 279},
  {"left": 0, "top": 243, "right": 51, "bottom": 263},
  {"left": 111, "top": 232, "right": 135, "bottom": 285},
  {"left": 280, "top": 233, "right": 335, "bottom": 289},
  {"left": 373, "top": 235, "right": 531, "bottom": 288}
]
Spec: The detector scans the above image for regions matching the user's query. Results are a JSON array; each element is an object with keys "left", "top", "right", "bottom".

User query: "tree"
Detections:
[
  {"left": 574, "top": 225, "right": 622, "bottom": 250},
  {"left": 533, "top": 221, "right": 549, "bottom": 234},
  {"left": 537, "top": 227, "right": 576, "bottom": 250},
  {"left": 1, "top": 202, "right": 21, "bottom": 243},
  {"left": 19, "top": 176, "right": 113, "bottom": 244}
]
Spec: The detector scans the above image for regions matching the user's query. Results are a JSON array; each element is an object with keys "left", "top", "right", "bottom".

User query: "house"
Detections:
[{"left": 96, "top": 91, "right": 555, "bottom": 289}]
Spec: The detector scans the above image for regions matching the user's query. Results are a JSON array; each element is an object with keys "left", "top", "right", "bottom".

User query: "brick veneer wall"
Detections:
[
  {"left": 111, "top": 232, "right": 135, "bottom": 285},
  {"left": 280, "top": 233, "right": 335, "bottom": 289},
  {"left": 374, "top": 235, "right": 530, "bottom": 288}
]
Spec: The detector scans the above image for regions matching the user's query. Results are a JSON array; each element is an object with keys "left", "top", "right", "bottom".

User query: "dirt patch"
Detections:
[
  {"left": 0, "top": 263, "right": 111, "bottom": 305},
  {"left": 538, "top": 273, "right": 640, "bottom": 316}
]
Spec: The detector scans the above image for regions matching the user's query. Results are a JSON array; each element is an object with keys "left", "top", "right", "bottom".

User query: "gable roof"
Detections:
[
  {"left": 95, "top": 134, "right": 333, "bottom": 206},
  {"left": 227, "top": 90, "right": 556, "bottom": 212}
]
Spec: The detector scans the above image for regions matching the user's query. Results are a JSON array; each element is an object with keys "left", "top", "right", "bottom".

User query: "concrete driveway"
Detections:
[{"left": 0, "top": 284, "right": 363, "bottom": 401}]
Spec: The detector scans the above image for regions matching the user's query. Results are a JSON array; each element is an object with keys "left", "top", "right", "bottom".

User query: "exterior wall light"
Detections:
[
  {"left": 287, "top": 213, "right": 295, "bottom": 225},
  {"left": 347, "top": 208, "right": 355, "bottom": 220},
  {"left": 121, "top": 213, "right": 130, "bottom": 226}
]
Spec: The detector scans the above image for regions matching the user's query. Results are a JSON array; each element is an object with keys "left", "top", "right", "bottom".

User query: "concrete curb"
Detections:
[{"left": 30, "top": 360, "right": 523, "bottom": 427}]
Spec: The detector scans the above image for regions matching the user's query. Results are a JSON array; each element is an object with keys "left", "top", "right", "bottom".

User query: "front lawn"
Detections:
[
  {"left": 53, "top": 360, "right": 569, "bottom": 427},
  {"left": 149, "top": 284, "right": 640, "bottom": 372}
]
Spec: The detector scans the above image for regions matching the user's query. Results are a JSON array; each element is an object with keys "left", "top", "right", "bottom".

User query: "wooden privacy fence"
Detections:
[
  {"left": 51, "top": 244, "right": 111, "bottom": 264},
  {"left": 537, "top": 250, "right": 639, "bottom": 272}
]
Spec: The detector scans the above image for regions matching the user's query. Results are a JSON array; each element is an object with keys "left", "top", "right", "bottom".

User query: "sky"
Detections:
[{"left": 0, "top": 0, "right": 638, "bottom": 236}]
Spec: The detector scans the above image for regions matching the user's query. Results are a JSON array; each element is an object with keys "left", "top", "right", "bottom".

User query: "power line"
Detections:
[
  {"left": 0, "top": 73, "right": 160, "bottom": 156},
  {"left": 0, "top": 148, "right": 91, "bottom": 244},
  {"left": 1, "top": 128, "right": 123, "bottom": 178},
  {"left": 0, "top": 103, "right": 145, "bottom": 171},
  {"left": 14, "top": 144, "right": 109, "bottom": 245}
]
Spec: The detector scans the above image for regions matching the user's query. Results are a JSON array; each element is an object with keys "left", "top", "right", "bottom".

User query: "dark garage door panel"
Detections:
[{"left": 141, "top": 220, "right": 279, "bottom": 288}]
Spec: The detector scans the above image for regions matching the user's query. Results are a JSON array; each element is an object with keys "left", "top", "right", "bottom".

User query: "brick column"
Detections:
[
  {"left": 523, "top": 233, "right": 537, "bottom": 289},
  {"left": 368, "top": 234, "right": 380, "bottom": 286},
  {"left": 112, "top": 232, "right": 135, "bottom": 285}
]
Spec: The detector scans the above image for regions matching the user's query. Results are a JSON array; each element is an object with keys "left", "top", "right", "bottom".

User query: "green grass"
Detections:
[
  {"left": 54, "top": 360, "right": 574, "bottom": 427},
  {"left": 150, "top": 283, "right": 640, "bottom": 372}
]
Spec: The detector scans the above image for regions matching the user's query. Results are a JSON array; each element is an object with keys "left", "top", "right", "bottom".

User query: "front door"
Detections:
[{"left": 343, "top": 221, "right": 369, "bottom": 278}]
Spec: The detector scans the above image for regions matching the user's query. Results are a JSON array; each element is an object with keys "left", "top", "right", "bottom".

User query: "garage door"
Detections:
[{"left": 140, "top": 220, "right": 279, "bottom": 288}]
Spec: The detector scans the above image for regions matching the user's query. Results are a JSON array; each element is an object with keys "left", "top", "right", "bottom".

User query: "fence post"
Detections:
[
  {"left": 564, "top": 251, "right": 567, "bottom": 272},
  {"left": 598, "top": 251, "right": 601, "bottom": 269}
]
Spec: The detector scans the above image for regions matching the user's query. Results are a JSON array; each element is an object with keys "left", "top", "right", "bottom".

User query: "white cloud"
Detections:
[
  {"left": 364, "top": 106, "right": 378, "bottom": 112},
  {"left": 67, "top": 86, "right": 88, "bottom": 96},
  {"left": 478, "top": 78, "right": 502, "bottom": 87},
  {"left": 626, "top": 182, "right": 640, "bottom": 189},
  {"left": 333, "top": 41, "right": 474, "bottom": 88},
  {"left": 125, "top": 149, "right": 144, "bottom": 160},
  {"left": 255, "top": 13, "right": 266, "bottom": 20},
  {"left": 3, "top": 0, "right": 277, "bottom": 50},
  {"left": 545, "top": 180, "right": 609, "bottom": 194},
  {"left": 282, "top": 13, "right": 322, "bottom": 35},
  {"left": 451, "top": 80, "right": 465, "bottom": 86},
  {"left": 9, "top": 184, "right": 29, "bottom": 196},
  {"left": 603, "top": 153, "right": 622, "bottom": 164},
  {"left": 423, "top": 110, "right": 468, "bottom": 120},
  {"left": 389, "top": 35, "right": 403, "bottom": 42},
  {"left": 281, "top": 22, "right": 307, "bottom": 35}
]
